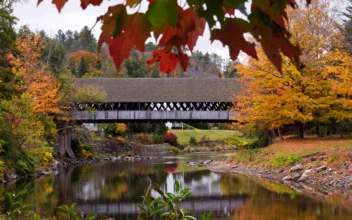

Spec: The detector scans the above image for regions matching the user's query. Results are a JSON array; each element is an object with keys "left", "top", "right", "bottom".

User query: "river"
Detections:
[{"left": 1, "top": 151, "right": 352, "bottom": 219}]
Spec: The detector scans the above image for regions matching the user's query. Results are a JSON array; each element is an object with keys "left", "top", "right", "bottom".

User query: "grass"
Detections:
[
  {"left": 170, "top": 129, "right": 242, "bottom": 145},
  {"left": 229, "top": 137, "right": 352, "bottom": 168}
]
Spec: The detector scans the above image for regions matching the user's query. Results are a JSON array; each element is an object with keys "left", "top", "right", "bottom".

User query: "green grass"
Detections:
[{"left": 170, "top": 129, "right": 242, "bottom": 145}]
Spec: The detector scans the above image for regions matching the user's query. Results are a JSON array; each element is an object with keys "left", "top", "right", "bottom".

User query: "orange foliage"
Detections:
[
  {"left": 8, "top": 27, "right": 60, "bottom": 116},
  {"left": 68, "top": 50, "right": 100, "bottom": 72}
]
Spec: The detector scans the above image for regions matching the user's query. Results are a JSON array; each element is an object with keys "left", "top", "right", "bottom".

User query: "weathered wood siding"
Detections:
[{"left": 71, "top": 110, "right": 237, "bottom": 122}]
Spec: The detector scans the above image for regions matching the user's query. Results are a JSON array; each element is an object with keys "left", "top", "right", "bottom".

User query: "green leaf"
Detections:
[
  {"left": 136, "top": 204, "right": 147, "bottom": 213},
  {"left": 150, "top": 205, "right": 165, "bottom": 216},
  {"left": 150, "top": 197, "right": 167, "bottom": 207},
  {"left": 223, "top": 0, "right": 246, "bottom": 8},
  {"left": 182, "top": 216, "right": 197, "bottom": 220},
  {"left": 175, "top": 179, "right": 180, "bottom": 193},
  {"left": 147, "top": 0, "right": 178, "bottom": 28}
]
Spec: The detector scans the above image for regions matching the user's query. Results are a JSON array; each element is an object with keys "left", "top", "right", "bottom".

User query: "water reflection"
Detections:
[{"left": 1, "top": 152, "right": 352, "bottom": 219}]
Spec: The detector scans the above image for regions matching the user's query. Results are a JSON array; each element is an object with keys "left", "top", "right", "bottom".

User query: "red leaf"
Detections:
[
  {"left": 42, "top": 0, "right": 68, "bottom": 12},
  {"left": 187, "top": 15, "right": 206, "bottom": 52},
  {"left": 81, "top": 0, "right": 103, "bottom": 10},
  {"left": 211, "top": 18, "right": 258, "bottom": 61},
  {"left": 179, "top": 53, "right": 189, "bottom": 71},
  {"left": 107, "top": 13, "right": 151, "bottom": 70},
  {"left": 147, "top": 50, "right": 179, "bottom": 73},
  {"left": 223, "top": 7, "right": 235, "bottom": 16},
  {"left": 159, "top": 25, "right": 178, "bottom": 46}
]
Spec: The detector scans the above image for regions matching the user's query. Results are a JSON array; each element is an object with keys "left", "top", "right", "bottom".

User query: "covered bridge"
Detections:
[{"left": 72, "top": 78, "right": 241, "bottom": 122}]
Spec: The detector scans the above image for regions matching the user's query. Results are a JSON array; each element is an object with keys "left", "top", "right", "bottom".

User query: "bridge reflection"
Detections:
[{"left": 75, "top": 195, "right": 247, "bottom": 218}]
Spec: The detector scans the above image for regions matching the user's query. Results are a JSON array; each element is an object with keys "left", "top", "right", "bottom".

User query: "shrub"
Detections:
[
  {"left": 72, "top": 139, "right": 93, "bottom": 158},
  {"left": 153, "top": 134, "right": 164, "bottom": 144},
  {"left": 14, "top": 156, "right": 36, "bottom": 175},
  {"left": 189, "top": 136, "right": 198, "bottom": 146},
  {"left": 225, "top": 135, "right": 248, "bottom": 148},
  {"left": 115, "top": 123, "right": 127, "bottom": 136},
  {"left": 163, "top": 132, "right": 177, "bottom": 146},
  {"left": 41, "top": 152, "right": 54, "bottom": 167},
  {"left": 199, "top": 135, "right": 209, "bottom": 145},
  {"left": 168, "top": 146, "right": 180, "bottom": 153},
  {"left": 133, "top": 133, "right": 154, "bottom": 144}
]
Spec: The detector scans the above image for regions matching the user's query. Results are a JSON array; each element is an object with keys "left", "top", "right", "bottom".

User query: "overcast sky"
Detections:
[{"left": 13, "top": 0, "right": 231, "bottom": 59}]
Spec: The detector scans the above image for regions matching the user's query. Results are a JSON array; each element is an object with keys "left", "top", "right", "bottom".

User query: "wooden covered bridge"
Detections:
[
  {"left": 59, "top": 78, "right": 241, "bottom": 158},
  {"left": 72, "top": 78, "right": 241, "bottom": 122}
]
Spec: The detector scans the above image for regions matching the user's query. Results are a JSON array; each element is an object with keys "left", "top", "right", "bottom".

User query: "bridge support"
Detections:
[{"left": 58, "top": 127, "right": 76, "bottom": 159}]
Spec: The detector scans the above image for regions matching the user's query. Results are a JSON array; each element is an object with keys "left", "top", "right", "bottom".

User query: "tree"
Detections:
[
  {"left": 344, "top": 0, "right": 352, "bottom": 52},
  {"left": 0, "top": 0, "right": 17, "bottom": 100},
  {"left": 39, "top": 0, "right": 309, "bottom": 74},
  {"left": 234, "top": 0, "right": 342, "bottom": 138},
  {"left": 77, "top": 57, "right": 88, "bottom": 78},
  {"left": 8, "top": 27, "right": 61, "bottom": 116},
  {"left": 68, "top": 50, "right": 100, "bottom": 77}
]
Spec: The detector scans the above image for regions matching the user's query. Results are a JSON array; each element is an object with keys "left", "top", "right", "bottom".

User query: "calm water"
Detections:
[{"left": 1, "top": 151, "right": 352, "bottom": 219}]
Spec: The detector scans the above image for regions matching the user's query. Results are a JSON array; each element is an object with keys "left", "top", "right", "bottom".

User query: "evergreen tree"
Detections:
[
  {"left": 0, "top": 0, "right": 17, "bottom": 100},
  {"left": 78, "top": 57, "right": 88, "bottom": 77},
  {"left": 79, "top": 26, "right": 97, "bottom": 53}
]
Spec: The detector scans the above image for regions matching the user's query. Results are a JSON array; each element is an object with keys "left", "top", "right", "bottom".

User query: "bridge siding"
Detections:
[{"left": 72, "top": 110, "right": 236, "bottom": 122}]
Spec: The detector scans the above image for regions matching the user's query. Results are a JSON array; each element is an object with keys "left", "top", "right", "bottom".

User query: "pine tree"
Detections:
[{"left": 78, "top": 57, "right": 88, "bottom": 78}]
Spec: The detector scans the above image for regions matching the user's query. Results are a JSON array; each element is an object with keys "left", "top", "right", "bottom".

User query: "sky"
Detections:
[{"left": 13, "top": 0, "right": 232, "bottom": 59}]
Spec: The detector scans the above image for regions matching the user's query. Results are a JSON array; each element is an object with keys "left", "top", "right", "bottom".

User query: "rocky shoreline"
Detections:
[
  {"left": 207, "top": 161, "right": 352, "bottom": 203},
  {"left": 0, "top": 154, "right": 160, "bottom": 185}
]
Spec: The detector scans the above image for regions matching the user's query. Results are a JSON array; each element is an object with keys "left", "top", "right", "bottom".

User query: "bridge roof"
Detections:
[{"left": 75, "top": 78, "right": 241, "bottom": 103}]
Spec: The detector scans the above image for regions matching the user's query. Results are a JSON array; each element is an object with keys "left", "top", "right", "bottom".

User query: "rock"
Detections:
[
  {"left": 203, "top": 160, "right": 213, "bottom": 165},
  {"left": 290, "top": 164, "right": 303, "bottom": 172},
  {"left": 298, "top": 173, "right": 309, "bottom": 182},
  {"left": 231, "top": 165, "right": 238, "bottom": 169},
  {"left": 292, "top": 172, "right": 301, "bottom": 180},
  {"left": 189, "top": 162, "right": 197, "bottom": 167},
  {"left": 316, "top": 165, "right": 328, "bottom": 173},
  {"left": 304, "top": 169, "right": 312, "bottom": 174},
  {"left": 283, "top": 175, "right": 293, "bottom": 181}
]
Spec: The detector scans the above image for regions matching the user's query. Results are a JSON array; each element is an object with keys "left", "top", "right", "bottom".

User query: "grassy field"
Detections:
[{"left": 170, "top": 129, "right": 241, "bottom": 145}]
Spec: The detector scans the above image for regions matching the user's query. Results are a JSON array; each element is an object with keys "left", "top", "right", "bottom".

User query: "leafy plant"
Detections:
[
  {"left": 1, "top": 191, "right": 35, "bottom": 220},
  {"left": 136, "top": 178, "right": 211, "bottom": 220},
  {"left": 163, "top": 132, "right": 178, "bottom": 146},
  {"left": 189, "top": 136, "right": 198, "bottom": 146},
  {"left": 57, "top": 203, "right": 95, "bottom": 220}
]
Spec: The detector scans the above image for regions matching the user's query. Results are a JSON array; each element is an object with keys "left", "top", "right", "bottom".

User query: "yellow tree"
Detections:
[
  {"left": 234, "top": 0, "right": 342, "bottom": 138},
  {"left": 325, "top": 49, "right": 352, "bottom": 121},
  {"left": 8, "top": 27, "right": 61, "bottom": 116}
]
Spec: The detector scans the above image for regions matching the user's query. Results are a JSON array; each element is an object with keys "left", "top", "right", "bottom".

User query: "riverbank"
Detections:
[{"left": 207, "top": 137, "right": 352, "bottom": 205}]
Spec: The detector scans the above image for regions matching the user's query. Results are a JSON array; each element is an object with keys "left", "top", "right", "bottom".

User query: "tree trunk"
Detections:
[
  {"left": 278, "top": 128, "right": 284, "bottom": 140},
  {"left": 331, "top": 118, "right": 337, "bottom": 135},
  {"left": 316, "top": 125, "right": 320, "bottom": 137},
  {"left": 271, "top": 129, "right": 277, "bottom": 139},
  {"left": 127, "top": 122, "right": 132, "bottom": 141},
  {"left": 297, "top": 121, "right": 304, "bottom": 138}
]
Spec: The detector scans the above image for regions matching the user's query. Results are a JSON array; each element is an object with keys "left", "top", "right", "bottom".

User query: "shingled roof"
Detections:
[{"left": 75, "top": 78, "right": 242, "bottom": 103}]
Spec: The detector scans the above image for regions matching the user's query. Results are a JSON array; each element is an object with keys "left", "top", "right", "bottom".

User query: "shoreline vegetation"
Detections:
[{"left": 206, "top": 137, "right": 352, "bottom": 207}]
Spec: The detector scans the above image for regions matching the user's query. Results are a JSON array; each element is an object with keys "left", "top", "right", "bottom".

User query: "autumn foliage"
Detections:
[
  {"left": 234, "top": 0, "right": 350, "bottom": 138},
  {"left": 8, "top": 30, "right": 61, "bottom": 116},
  {"left": 163, "top": 132, "right": 178, "bottom": 146},
  {"left": 38, "top": 0, "right": 311, "bottom": 74},
  {"left": 68, "top": 50, "right": 100, "bottom": 73}
]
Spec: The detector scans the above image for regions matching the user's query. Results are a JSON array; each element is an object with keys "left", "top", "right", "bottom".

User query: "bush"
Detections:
[
  {"left": 163, "top": 132, "right": 177, "bottom": 146},
  {"left": 168, "top": 146, "right": 180, "bottom": 153},
  {"left": 153, "top": 134, "right": 164, "bottom": 144},
  {"left": 41, "top": 152, "right": 54, "bottom": 167},
  {"left": 72, "top": 139, "right": 93, "bottom": 158},
  {"left": 115, "top": 123, "right": 127, "bottom": 136},
  {"left": 14, "top": 156, "right": 36, "bottom": 175},
  {"left": 189, "top": 136, "right": 198, "bottom": 146},
  {"left": 134, "top": 133, "right": 154, "bottom": 144},
  {"left": 225, "top": 135, "right": 248, "bottom": 148},
  {"left": 199, "top": 135, "right": 209, "bottom": 145}
]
